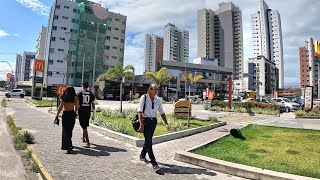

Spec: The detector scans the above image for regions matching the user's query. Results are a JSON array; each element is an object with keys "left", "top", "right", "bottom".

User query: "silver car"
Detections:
[{"left": 272, "top": 98, "right": 301, "bottom": 112}]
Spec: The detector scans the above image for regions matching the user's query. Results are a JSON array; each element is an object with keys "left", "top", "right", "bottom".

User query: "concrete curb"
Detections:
[
  {"left": 27, "top": 145, "right": 53, "bottom": 180},
  {"left": 174, "top": 151, "right": 318, "bottom": 180},
  {"left": 295, "top": 116, "right": 320, "bottom": 119},
  {"left": 89, "top": 121, "right": 227, "bottom": 147},
  {"left": 174, "top": 125, "right": 318, "bottom": 180}
]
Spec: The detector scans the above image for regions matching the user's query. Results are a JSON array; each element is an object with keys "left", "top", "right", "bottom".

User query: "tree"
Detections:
[
  {"left": 143, "top": 67, "right": 172, "bottom": 100},
  {"left": 180, "top": 72, "right": 203, "bottom": 98},
  {"left": 96, "top": 65, "right": 135, "bottom": 112},
  {"left": 180, "top": 72, "right": 203, "bottom": 127}
]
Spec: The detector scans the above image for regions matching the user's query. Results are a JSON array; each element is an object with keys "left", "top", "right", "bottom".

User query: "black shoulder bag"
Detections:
[{"left": 132, "top": 94, "right": 146, "bottom": 132}]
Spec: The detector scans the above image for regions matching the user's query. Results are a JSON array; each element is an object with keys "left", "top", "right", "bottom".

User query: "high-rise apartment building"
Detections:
[
  {"left": 44, "top": 0, "right": 126, "bottom": 86},
  {"left": 15, "top": 54, "right": 22, "bottom": 82},
  {"left": 299, "top": 38, "right": 320, "bottom": 89},
  {"left": 198, "top": 2, "right": 243, "bottom": 81},
  {"left": 36, "top": 26, "right": 47, "bottom": 60},
  {"left": 19, "top": 51, "right": 35, "bottom": 81},
  {"left": 145, "top": 34, "right": 163, "bottom": 72},
  {"left": 163, "top": 23, "right": 189, "bottom": 63},
  {"left": 251, "top": 0, "right": 284, "bottom": 89}
]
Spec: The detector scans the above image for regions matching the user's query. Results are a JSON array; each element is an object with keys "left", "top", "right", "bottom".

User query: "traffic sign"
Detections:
[{"left": 6, "top": 73, "right": 12, "bottom": 80}]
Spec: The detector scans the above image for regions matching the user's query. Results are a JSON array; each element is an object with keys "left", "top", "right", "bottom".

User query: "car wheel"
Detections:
[
  {"left": 285, "top": 107, "right": 290, "bottom": 113},
  {"left": 20, "top": 94, "right": 25, "bottom": 98}
]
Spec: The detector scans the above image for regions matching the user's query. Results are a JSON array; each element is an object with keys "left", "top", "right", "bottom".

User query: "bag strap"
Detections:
[{"left": 142, "top": 94, "right": 147, "bottom": 113}]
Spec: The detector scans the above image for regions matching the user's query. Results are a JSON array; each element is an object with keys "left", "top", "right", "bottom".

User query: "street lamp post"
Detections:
[{"left": 0, "top": 61, "right": 14, "bottom": 90}]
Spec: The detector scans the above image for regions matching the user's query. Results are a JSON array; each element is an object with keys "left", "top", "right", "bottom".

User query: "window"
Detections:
[
  {"left": 113, "top": 37, "right": 119, "bottom": 40},
  {"left": 54, "top": 15, "right": 59, "bottom": 20},
  {"left": 49, "top": 60, "right": 53, "bottom": 64},
  {"left": 60, "top": 37, "right": 65, "bottom": 41},
  {"left": 57, "top": 60, "right": 63, "bottom": 63},
  {"left": 107, "top": 17, "right": 112, "bottom": 21},
  {"left": 122, "top": 21, "right": 126, "bottom": 25},
  {"left": 112, "top": 46, "right": 118, "bottom": 49},
  {"left": 120, "top": 39, "right": 124, "bottom": 43},
  {"left": 51, "top": 37, "right": 56, "bottom": 41},
  {"left": 72, "top": 19, "right": 75, "bottom": 23},
  {"left": 107, "top": 27, "right": 111, "bottom": 31},
  {"left": 112, "top": 56, "right": 117, "bottom": 59},
  {"left": 48, "top": 71, "right": 52, "bottom": 76},
  {"left": 73, "top": 9, "right": 77, "bottom": 13},
  {"left": 58, "top": 49, "right": 64, "bottom": 52},
  {"left": 55, "top": 5, "right": 60, "bottom": 9},
  {"left": 106, "top": 36, "right": 110, "bottom": 40},
  {"left": 114, "top": 27, "right": 119, "bottom": 30},
  {"left": 52, "top": 26, "right": 57, "bottom": 30},
  {"left": 115, "top": 18, "right": 120, "bottom": 21},
  {"left": 61, "top": 27, "right": 67, "bottom": 30},
  {"left": 49, "top": 48, "right": 54, "bottom": 53},
  {"left": 62, "top": 16, "right": 68, "bottom": 19},
  {"left": 105, "top": 46, "right": 110, "bottom": 50},
  {"left": 64, "top": 6, "right": 69, "bottom": 9},
  {"left": 70, "top": 29, "right": 74, "bottom": 32}
]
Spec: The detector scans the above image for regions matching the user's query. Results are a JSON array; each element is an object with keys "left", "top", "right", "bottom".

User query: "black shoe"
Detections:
[
  {"left": 140, "top": 155, "right": 149, "bottom": 163},
  {"left": 152, "top": 163, "right": 161, "bottom": 172},
  {"left": 67, "top": 148, "right": 73, "bottom": 154}
]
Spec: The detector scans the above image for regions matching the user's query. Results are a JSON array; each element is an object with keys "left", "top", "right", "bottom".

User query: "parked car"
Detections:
[
  {"left": 272, "top": 98, "right": 301, "bottom": 112},
  {"left": 241, "top": 98, "right": 254, "bottom": 103},
  {"left": 5, "top": 89, "right": 26, "bottom": 98},
  {"left": 104, "top": 93, "right": 114, "bottom": 100},
  {"left": 256, "top": 98, "right": 286, "bottom": 113}
]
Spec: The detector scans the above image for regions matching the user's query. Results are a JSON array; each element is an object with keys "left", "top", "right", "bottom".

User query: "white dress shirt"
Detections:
[{"left": 137, "top": 94, "right": 165, "bottom": 118}]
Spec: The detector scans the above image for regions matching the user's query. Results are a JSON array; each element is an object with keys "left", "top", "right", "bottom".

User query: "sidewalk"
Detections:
[
  {"left": 0, "top": 101, "right": 26, "bottom": 180},
  {"left": 6, "top": 99, "right": 245, "bottom": 180}
]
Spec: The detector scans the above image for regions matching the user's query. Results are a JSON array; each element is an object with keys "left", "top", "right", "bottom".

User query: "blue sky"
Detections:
[{"left": 1, "top": 0, "right": 320, "bottom": 88}]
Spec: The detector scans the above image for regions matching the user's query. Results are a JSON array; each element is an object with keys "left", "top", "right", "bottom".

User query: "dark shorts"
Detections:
[{"left": 78, "top": 112, "right": 91, "bottom": 130}]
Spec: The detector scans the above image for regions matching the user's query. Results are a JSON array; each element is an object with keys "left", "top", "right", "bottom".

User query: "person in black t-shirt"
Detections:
[{"left": 77, "top": 82, "right": 95, "bottom": 148}]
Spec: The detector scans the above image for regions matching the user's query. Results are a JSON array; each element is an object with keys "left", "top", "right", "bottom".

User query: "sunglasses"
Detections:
[
  {"left": 150, "top": 88, "right": 159, "bottom": 91},
  {"left": 152, "top": 102, "right": 154, "bottom": 109}
]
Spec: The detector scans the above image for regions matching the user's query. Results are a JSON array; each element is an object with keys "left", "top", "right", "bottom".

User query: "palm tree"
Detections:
[
  {"left": 143, "top": 67, "right": 172, "bottom": 100},
  {"left": 180, "top": 72, "right": 204, "bottom": 98},
  {"left": 96, "top": 65, "right": 135, "bottom": 112},
  {"left": 180, "top": 72, "right": 203, "bottom": 127}
]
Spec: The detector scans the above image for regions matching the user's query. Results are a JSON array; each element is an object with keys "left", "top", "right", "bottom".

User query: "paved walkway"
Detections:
[
  {"left": 0, "top": 99, "right": 26, "bottom": 180},
  {"left": 6, "top": 99, "right": 245, "bottom": 180}
]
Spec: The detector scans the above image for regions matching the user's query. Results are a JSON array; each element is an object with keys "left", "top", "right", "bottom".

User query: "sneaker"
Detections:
[
  {"left": 140, "top": 155, "right": 149, "bottom": 163},
  {"left": 152, "top": 164, "right": 161, "bottom": 172},
  {"left": 67, "top": 148, "right": 73, "bottom": 154}
]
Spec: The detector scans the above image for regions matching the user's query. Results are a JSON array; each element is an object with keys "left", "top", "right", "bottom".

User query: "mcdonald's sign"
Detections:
[
  {"left": 56, "top": 85, "right": 67, "bottom": 96},
  {"left": 34, "top": 59, "right": 45, "bottom": 72}
]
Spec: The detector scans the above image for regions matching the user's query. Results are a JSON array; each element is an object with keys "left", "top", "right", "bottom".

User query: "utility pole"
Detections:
[
  {"left": 91, "top": 22, "right": 99, "bottom": 93},
  {"left": 81, "top": 52, "right": 86, "bottom": 84}
]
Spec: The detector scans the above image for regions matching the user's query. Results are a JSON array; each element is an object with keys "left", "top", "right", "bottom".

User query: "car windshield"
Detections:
[
  {"left": 266, "top": 98, "right": 276, "bottom": 103},
  {"left": 283, "top": 99, "right": 292, "bottom": 102}
]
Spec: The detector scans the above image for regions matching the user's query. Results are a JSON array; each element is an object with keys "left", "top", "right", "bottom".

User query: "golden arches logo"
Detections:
[
  {"left": 34, "top": 60, "right": 45, "bottom": 72},
  {"left": 56, "top": 85, "right": 67, "bottom": 96}
]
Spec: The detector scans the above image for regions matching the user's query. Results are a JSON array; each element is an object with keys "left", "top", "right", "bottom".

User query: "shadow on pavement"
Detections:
[
  {"left": 158, "top": 162, "right": 217, "bottom": 176},
  {"left": 72, "top": 143, "right": 127, "bottom": 156}
]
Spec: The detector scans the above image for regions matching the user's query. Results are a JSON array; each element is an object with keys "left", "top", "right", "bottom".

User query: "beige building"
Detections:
[{"left": 145, "top": 34, "right": 163, "bottom": 72}]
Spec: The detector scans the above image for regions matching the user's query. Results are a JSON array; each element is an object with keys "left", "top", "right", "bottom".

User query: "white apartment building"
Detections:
[
  {"left": 36, "top": 26, "right": 47, "bottom": 60},
  {"left": 44, "top": 0, "right": 126, "bottom": 86},
  {"left": 19, "top": 51, "right": 35, "bottom": 81},
  {"left": 145, "top": 34, "right": 163, "bottom": 72},
  {"left": 15, "top": 54, "right": 22, "bottom": 82},
  {"left": 198, "top": 2, "right": 243, "bottom": 82},
  {"left": 163, "top": 23, "right": 189, "bottom": 63},
  {"left": 251, "top": 0, "right": 284, "bottom": 89}
]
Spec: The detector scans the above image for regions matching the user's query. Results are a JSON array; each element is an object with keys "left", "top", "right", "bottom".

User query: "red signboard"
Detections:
[
  {"left": 6, "top": 73, "right": 12, "bottom": 80},
  {"left": 56, "top": 85, "right": 67, "bottom": 96},
  {"left": 34, "top": 59, "right": 45, "bottom": 72}
]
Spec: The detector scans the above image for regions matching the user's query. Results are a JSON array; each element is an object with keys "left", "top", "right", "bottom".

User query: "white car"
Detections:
[
  {"left": 272, "top": 98, "right": 300, "bottom": 112},
  {"left": 5, "top": 89, "right": 26, "bottom": 98}
]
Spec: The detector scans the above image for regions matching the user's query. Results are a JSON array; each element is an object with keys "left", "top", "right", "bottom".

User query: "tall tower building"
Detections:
[
  {"left": 198, "top": 2, "right": 243, "bottom": 81},
  {"left": 44, "top": 0, "right": 126, "bottom": 86},
  {"left": 145, "top": 34, "right": 163, "bottom": 72},
  {"left": 15, "top": 54, "right": 22, "bottom": 82},
  {"left": 163, "top": 23, "right": 189, "bottom": 63},
  {"left": 251, "top": 0, "right": 284, "bottom": 88}
]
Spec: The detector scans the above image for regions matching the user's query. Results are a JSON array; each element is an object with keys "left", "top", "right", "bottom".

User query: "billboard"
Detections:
[{"left": 304, "top": 86, "right": 313, "bottom": 111}]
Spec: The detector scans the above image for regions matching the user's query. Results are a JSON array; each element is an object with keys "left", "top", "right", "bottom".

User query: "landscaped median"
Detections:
[
  {"left": 89, "top": 108, "right": 226, "bottom": 147},
  {"left": 174, "top": 125, "right": 320, "bottom": 180},
  {"left": 295, "top": 110, "right": 320, "bottom": 119},
  {"left": 25, "top": 97, "right": 56, "bottom": 107},
  {"left": 205, "top": 100, "right": 280, "bottom": 116}
]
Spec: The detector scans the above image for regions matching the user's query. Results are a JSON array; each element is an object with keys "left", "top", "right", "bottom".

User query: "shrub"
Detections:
[
  {"left": 22, "top": 131, "right": 35, "bottom": 144},
  {"left": 102, "top": 120, "right": 127, "bottom": 134},
  {"left": 1, "top": 98, "right": 7, "bottom": 107},
  {"left": 208, "top": 116, "right": 218, "bottom": 122},
  {"left": 13, "top": 134, "right": 27, "bottom": 150}
]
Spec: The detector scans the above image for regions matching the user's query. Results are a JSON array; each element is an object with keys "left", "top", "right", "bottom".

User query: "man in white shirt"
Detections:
[{"left": 137, "top": 83, "right": 170, "bottom": 172}]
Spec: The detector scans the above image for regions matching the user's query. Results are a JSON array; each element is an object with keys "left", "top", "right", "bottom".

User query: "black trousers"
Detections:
[
  {"left": 141, "top": 118, "right": 157, "bottom": 165},
  {"left": 61, "top": 111, "right": 76, "bottom": 150}
]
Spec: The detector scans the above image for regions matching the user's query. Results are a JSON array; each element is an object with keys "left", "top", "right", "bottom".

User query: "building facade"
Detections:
[
  {"left": 163, "top": 23, "right": 189, "bottom": 63},
  {"left": 44, "top": 0, "right": 126, "bottom": 86},
  {"left": 15, "top": 54, "right": 22, "bottom": 82},
  {"left": 247, "top": 56, "right": 278, "bottom": 97},
  {"left": 299, "top": 38, "right": 320, "bottom": 90},
  {"left": 20, "top": 52, "right": 35, "bottom": 82},
  {"left": 251, "top": 0, "right": 284, "bottom": 88},
  {"left": 198, "top": 2, "right": 243, "bottom": 81},
  {"left": 36, "top": 26, "right": 47, "bottom": 60},
  {"left": 145, "top": 34, "right": 163, "bottom": 72}
]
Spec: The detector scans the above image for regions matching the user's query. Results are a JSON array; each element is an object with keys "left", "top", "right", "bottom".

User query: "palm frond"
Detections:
[
  {"left": 124, "top": 65, "right": 135, "bottom": 72},
  {"left": 143, "top": 72, "right": 158, "bottom": 83},
  {"left": 156, "top": 67, "right": 168, "bottom": 80},
  {"left": 192, "top": 75, "right": 203, "bottom": 83},
  {"left": 160, "top": 74, "right": 172, "bottom": 86}
]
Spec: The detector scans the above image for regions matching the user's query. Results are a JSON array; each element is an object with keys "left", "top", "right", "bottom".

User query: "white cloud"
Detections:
[
  {"left": 95, "top": 0, "right": 320, "bottom": 87},
  {"left": 0, "top": 29, "right": 9, "bottom": 38},
  {"left": 16, "top": 0, "right": 50, "bottom": 16}
]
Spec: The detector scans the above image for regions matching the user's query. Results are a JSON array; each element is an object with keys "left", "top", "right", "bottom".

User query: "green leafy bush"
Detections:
[{"left": 22, "top": 131, "right": 35, "bottom": 144}]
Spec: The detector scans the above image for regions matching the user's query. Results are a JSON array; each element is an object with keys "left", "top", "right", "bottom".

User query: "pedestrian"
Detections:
[
  {"left": 77, "top": 82, "right": 95, "bottom": 148},
  {"left": 137, "top": 83, "right": 171, "bottom": 172},
  {"left": 56, "top": 86, "right": 79, "bottom": 154}
]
